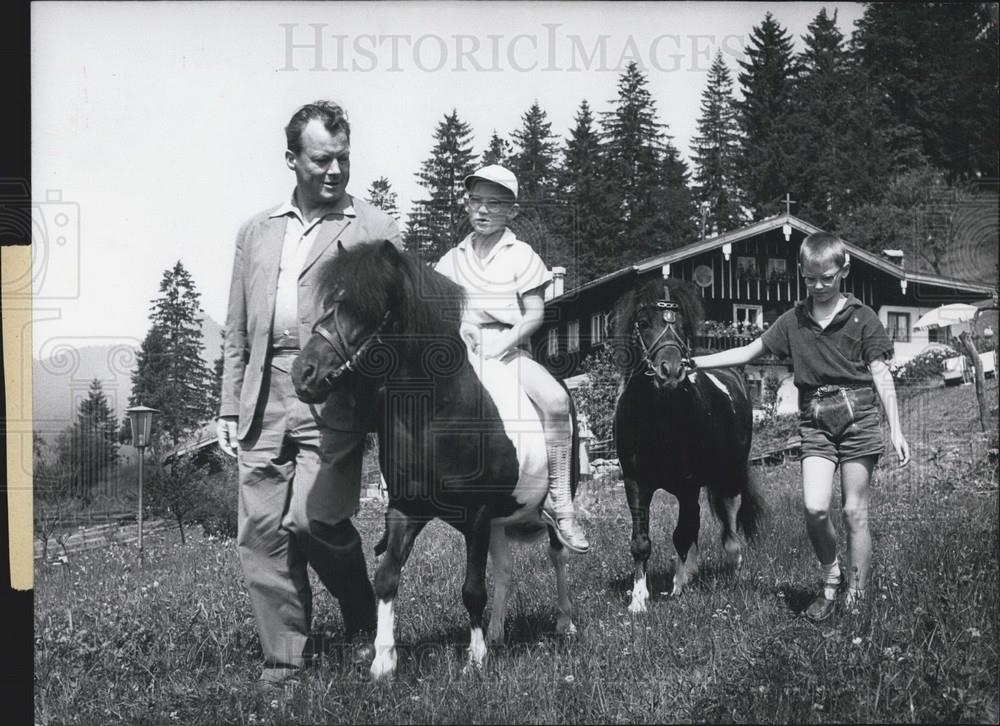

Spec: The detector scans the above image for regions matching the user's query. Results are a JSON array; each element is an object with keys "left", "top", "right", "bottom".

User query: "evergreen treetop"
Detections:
[
  {"left": 691, "top": 50, "right": 745, "bottom": 235},
  {"left": 509, "top": 101, "right": 560, "bottom": 202},
  {"left": 130, "top": 261, "right": 215, "bottom": 447},
  {"left": 481, "top": 130, "right": 512, "bottom": 166},
  {"left": 366, "top": 176, "right": 400, "bottom": 221},
  {"left": 736, "top": 12, "right": 799, "bottom": 218},
  {"left": 404, "top": 109, "right": 477, "bottom": 260}
]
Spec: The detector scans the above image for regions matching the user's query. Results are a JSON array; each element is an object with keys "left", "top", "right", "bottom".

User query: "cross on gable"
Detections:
[{"left": 783, "top": 193, "right": 796, "bottom": 216}]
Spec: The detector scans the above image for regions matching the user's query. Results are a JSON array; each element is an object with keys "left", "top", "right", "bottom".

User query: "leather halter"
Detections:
[
  {"left": 633, "top": 285, "right": 692, "bottom": 378},
  {"left": 311, "top": 302, "right": 391, "bottom": 386}
]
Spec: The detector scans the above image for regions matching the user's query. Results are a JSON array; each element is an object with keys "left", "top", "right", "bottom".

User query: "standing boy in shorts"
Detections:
[{"left": 690, "top": 232, "right": 910, "bottom": 621}]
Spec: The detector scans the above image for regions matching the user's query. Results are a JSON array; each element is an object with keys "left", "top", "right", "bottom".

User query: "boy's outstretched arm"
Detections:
[
  {"left": 870, "top": 358, "right": 910, "bottom": 465},
  {"left": 691, "top": 338, "right": 766, "bottom": 369}
]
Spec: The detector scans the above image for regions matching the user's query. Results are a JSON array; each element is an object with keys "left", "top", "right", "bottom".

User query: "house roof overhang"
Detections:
[{"left": 546, "top": 214, "right": 995, "bottom": 304}]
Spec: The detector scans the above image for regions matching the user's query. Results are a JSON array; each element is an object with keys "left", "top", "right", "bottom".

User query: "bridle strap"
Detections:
[
  {"left": 312, "top": 306, "right": 391, "bottom": 385},
  {"left": 632, "top": 286, "right": 692, "bottom": 377}
]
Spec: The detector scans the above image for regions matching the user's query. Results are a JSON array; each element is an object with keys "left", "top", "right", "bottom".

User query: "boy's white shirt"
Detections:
[{"left": 434, "top": 228, "right": 552, "bottom": 329}]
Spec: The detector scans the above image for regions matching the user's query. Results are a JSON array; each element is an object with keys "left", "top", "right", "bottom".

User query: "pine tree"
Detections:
[
  {"left": 600, "top": 62, "right": 696, "bottom": 264},
  {"left": 836, "top": 165, "right": 975, "bottom": 276},
  {"left": 205, "top": 336, "right": 225, "bottom": 422},
  {"left": 691, "top": 51, "right": 746, "bottom": 235},
  {"left": 851, "top": 3, "right": 998, "bottom": 180},
  {"left": 56, "top": 379, "right": 119, "bottom": 502},
  {"left": 404, "top": 110, "right": 477, "bottom": 261},
  {"left": 501, "top": 100, "right": 568, "bottom": 280},
  {"left": 792, "top": 7, "right": 850, "bottom": 223},
  {"left": 658, "top": 143, "right": 698, "bottom": 248},
  {"left": 365, "top": 176, "right": 400, "bottom": 221},
  {"left": 783, "top": 8, "right": 888, "bottom": 228},
  {"left": 972, "top": 3, "right": 999, "bottom": 179},
  {"left": 481, "top": 130, "right": 512, "bottom": 166},
  {"left": 129, "top": 262, "right": 215, "bottom": 447},
  {"left": 558, "top": 100, "right": 611, "bottom": 286},
  {"left": 736, "top": 12, "right": 799, "bottom": 218},
  {"left": 508, "top": 101, "right": 560, "bottom": 202}
]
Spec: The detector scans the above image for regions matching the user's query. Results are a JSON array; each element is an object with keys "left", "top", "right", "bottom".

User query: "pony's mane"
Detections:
[
  {"left": 316, "top": 242, "right": 466, "bottom": 340},
  {"left": 615, "top": 275, "right": 704, "bottom": 346}
]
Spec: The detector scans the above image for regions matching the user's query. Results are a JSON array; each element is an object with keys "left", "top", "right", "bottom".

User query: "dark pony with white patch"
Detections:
[
  {"left": 292, "top": 241, "right": 579, "bottom": 679},
  {"left": 614, "top": 274, "right": 763, "bottom": 611}
]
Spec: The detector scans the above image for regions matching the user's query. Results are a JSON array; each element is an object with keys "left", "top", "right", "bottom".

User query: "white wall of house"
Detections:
[
  {"left": 774, "top": 373, "right": 798, "bottom": 416},
  {"left": 877, "top": 304, "right": 957, "bottom": 363}
]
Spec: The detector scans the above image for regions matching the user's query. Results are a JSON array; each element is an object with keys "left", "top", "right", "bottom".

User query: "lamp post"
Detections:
[{"left": 126, "top": 405, "right": 158, "bottom": 558}]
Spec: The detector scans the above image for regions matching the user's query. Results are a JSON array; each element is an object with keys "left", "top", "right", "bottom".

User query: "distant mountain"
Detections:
[
  {"left": 33, "top": 314, "right": 224, "bottom": 444},
  {"left": 201, "top": 313, "right": 224, "bottom": 369}
]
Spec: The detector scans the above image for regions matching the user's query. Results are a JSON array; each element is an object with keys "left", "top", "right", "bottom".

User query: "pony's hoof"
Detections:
[
  {"left": 724, "top": 540, "right": 743, "bottom": 569},
  {"left": 462, "top": 656, "right": 486, "bottom": 676},
  {"left": 557, "top": 620, "right": 578, "bottom": 637},
  {"left": 369, "top": 649, "right": 397, "bottom": 681},
  {"left": 627, "top": 598, "right": 647, "bottom": 614},
  {"left": 486, "top": 627, "right": 505, "bottom": 645},
  {"left": 629, "top": 577, "right": 650, "bottom": 613}
]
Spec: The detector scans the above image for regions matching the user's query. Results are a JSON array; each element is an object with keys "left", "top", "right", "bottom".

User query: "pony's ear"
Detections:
[
  {"left": 337, "top": 240, "right": 346, "bottom": 253},
  {"left": 380, "top": 239, "right": 401, "bottom": 264}
]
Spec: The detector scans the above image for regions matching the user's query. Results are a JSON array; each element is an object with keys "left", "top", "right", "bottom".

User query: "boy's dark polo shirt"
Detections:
[{"left": 760, "top": 294, "right": 894, "bottom": 391}]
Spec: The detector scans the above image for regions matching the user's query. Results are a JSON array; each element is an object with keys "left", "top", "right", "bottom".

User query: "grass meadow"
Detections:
[{"left": 34, "top": 380, "right": 999, "bottom": 724}]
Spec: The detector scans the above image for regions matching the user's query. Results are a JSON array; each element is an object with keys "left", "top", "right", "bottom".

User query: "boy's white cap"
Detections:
[{"left": 463, "top": 164, "right": 518, "bottom": 199}]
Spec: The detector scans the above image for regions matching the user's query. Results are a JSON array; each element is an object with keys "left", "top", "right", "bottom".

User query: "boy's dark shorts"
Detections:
[{"left": 798, "top": 385, "right": 884, "bottom": 464}]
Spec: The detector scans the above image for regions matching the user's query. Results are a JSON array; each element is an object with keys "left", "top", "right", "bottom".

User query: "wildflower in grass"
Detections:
[{"left": 852, "top": 637, "right": 863, "bottom": 645}]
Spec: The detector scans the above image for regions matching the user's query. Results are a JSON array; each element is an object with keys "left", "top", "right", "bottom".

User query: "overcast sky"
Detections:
[{"left": 31, "top": 1, "right": 867, "bottom": 359}]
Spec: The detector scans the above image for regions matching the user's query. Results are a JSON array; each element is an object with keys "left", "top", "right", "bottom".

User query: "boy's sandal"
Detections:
[{"left": 805, "top": 576, "right": 845, "bottom": 623}]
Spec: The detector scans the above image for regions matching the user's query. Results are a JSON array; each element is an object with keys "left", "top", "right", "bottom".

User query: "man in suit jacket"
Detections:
[{"left": 217, "top": 101, "right": 401, "bottom": 688}]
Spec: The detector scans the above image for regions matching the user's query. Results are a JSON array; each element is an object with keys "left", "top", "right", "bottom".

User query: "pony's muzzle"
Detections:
[
  {"left": 654, "top": 363, "right": 685, "bottom": 389},
  {"left": 653, "top": 346, "right": 687, "bottom": 387},
  {"left": 291, "top": 351, "right": 326, "bottom": 404}
]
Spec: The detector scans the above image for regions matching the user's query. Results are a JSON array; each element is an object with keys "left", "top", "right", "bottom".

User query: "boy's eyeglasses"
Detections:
[
  {"left": 465, "top": 194, "right": 514, "bottom": 213},
  {"left": 801, "top": 269, "right": 844, "bottom": 287}
]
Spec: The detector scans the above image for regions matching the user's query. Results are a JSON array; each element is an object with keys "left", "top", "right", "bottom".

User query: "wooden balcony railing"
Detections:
[{"left": 693, "top": 334, "right": 759, "bottom": 352}]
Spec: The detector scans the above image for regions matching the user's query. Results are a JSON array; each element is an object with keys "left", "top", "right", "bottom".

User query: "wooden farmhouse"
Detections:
[{"left": 533, "top": 213, "right": 994, "bottom": 410}]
